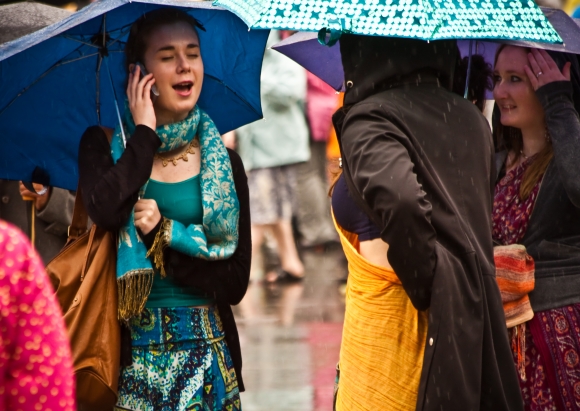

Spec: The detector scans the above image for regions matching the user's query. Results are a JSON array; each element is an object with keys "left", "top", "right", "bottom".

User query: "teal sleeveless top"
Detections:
[{"left": 143, "top": 175, "right": 214, "bottom": 308}]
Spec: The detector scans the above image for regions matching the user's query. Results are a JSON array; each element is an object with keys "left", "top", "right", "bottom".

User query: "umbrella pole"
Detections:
[
  {"left": 105, "top": 58, "right": 126, "bottom": 147},
  {"left": 464, "top": 40, "right": 473, "bottom": 100}
]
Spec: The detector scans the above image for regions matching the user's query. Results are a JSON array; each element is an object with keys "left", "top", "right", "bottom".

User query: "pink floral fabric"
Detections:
[
  {"left": 493, "top": 157, "right": 580, "bottom": 411},
  {"left": 527, "top": 305, "right": 580, "bottom": 411},
  {"left": 0, "top": 220, "right": 75, "bottom": 411},
  {"left": 492, "top": 156, "right": 542, "bottom": 245}
]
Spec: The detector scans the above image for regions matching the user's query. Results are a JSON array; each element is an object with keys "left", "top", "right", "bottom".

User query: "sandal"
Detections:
[{"left": 267, "top": 268, "right": 304, "bottom": 284}]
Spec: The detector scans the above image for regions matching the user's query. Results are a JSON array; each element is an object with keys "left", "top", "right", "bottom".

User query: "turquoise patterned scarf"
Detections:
[{"left": 111, "top": 105, "right": 239, "bottom": 321}]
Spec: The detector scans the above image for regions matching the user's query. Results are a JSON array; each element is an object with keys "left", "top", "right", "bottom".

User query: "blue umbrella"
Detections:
[{"left": 0, "top": 0, "right": 269, "bottom": 190}]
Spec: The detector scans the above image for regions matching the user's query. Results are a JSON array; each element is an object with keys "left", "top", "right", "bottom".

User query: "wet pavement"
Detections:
[{"left": 233, "top": 245, "right": 348, "bottom": 411}]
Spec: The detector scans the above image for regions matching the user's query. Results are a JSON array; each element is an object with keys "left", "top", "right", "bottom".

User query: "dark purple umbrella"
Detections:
[
  {"left": 272, "top": 31, "right": 345, "bottom": 92},
  {"left": 271, "top": 34, "right": 495, "bottom": 92}
]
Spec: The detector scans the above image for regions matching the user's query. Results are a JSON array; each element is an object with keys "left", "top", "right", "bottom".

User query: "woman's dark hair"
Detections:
[
  {"left": 125, "top": 8, "right": 204, "bottom": 73},
  {"left": 492, "top": 44, "right": 553, "bottom": 200},
  {"left": 452, "top": 54, "right": 493, "bottom": 112}
]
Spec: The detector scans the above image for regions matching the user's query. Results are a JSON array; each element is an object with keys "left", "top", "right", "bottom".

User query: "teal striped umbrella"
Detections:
[{"left": 214, "top": 0, "right": 562, "bottom": 44}]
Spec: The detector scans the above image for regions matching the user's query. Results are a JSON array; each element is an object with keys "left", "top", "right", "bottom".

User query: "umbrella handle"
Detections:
[{"left": 464, "top": 40, "right": 473, "bottom": 100}]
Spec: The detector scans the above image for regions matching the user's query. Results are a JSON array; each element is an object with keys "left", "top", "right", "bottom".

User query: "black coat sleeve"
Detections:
[
  {"left": 159, "top": 149, "right": 251, "bottom": 306},
  {"left": 78, "top": 125, "right": 161, "bottom": 231},
  {"left": 536, "top": 81, "right": 580, "bottom": 208},
  {"left": 339, "top": 103, "right": 436, "bottom": 311}
]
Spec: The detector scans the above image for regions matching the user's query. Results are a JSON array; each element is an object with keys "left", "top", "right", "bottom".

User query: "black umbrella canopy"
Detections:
[{"left": 0, "top": 1, "right": 71, "bottom": 44}]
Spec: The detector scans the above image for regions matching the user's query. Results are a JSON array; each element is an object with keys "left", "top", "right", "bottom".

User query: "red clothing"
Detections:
[
  {"left": 492, "top": 156, "right": 542, "bottom": 245},
  {"left": 0, "top": 220, "right": 75, "bottom": 411},
  {"left": 306, "top": 71, "right": 338, "bottom": 142},
  {"left": 493, "top": 157, "right": 580, "bottom": 411}
]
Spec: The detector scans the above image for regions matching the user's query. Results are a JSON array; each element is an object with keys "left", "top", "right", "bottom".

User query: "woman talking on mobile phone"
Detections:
[{"left": 77, "top": 9, "right": 250, "bottom": 411}]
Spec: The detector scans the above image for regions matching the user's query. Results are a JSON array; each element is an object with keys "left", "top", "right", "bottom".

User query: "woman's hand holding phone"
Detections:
[{"left": 127, "top": 64, "right": 157, "bottom": 130}]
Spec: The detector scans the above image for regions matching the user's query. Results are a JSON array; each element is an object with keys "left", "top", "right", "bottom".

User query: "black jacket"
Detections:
[
  {"left": 334, "top": 35, "right": 522, "bottom": 411},
  {"left": 495, "top": 81, "right": 580, "bottom": 312},
  {"left": 78, "top": 125, "right": 250, "bottom": 391}
]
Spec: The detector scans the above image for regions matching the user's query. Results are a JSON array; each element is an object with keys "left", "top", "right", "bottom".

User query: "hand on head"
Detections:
[
  {"left": 524, "top": 49, "right": 571, "bottom": 91},
  {"left": 127, "top": 64, "right": 157, "bottom": 130}
]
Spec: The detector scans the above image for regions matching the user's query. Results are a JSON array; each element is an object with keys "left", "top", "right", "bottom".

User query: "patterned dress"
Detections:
[
  {"left": 493, "top": 157, "right": 580, "bottom": 411},
  {"left": 0, "top": 220, "right": 76, "bottom": 411},
  {"left": 114, "top": 306, "right": 240, "bottom": 411}
]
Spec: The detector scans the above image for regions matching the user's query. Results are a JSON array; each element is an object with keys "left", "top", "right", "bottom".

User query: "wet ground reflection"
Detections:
[{"left": 233, "top": 245, "right": 348, "bottom": 411}]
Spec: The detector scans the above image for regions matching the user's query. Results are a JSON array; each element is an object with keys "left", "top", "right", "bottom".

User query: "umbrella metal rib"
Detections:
[
  {"left": 0, "top": 12, "right": 127, "bottom": 121},
  {"left": 105, "top": 57, "right": 127, "bottom": 146},
  {"left": 96, "top": 51, "right": 103, "bottom": 125},
  {"left": 60, "top": 35, "right": 99, "bottom": 49}
]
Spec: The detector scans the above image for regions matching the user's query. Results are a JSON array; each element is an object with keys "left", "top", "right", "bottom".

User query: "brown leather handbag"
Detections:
[{"left": 46, "top": 129, "right": 120, "bottom": 411}]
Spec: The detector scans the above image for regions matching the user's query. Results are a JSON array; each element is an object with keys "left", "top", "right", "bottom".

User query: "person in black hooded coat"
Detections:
[{"left": 333, "top": 35, "right": 523, "bottom": 411}]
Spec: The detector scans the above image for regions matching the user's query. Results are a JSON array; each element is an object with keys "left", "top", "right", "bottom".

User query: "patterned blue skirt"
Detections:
[{"left": 114, "top": 306, "right": 241, "bottom": 411}]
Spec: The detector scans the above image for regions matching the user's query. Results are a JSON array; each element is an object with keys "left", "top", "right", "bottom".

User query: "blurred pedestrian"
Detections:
[
  {"left": 492, "top": 46, "right": 580, "bottom": 411},
  {"left": 77, "top": 9, "right": 250, "bottom": 410},
  {"left": 0, "top": 219, "right": 76, "bottom": 411},
  {"left": 0, "top": 180, "right": 74, "bottom": 264},
  {"left": 294, "top": 72, "right": 338, "bottom": 249},
  {"left": 237, "top": 30, "right": 308, "bottom": 282},
  {"left": 332, "top": 35, "right": 522, "bottom": 411}
]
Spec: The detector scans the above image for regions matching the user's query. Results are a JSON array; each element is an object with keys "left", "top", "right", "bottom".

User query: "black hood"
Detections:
[{"left": 340, "top": 34, "right": 458, "bottom": 105}]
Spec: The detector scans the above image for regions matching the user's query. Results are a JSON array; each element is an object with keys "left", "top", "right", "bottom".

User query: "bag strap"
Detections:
[
  {"left": 68, "top": 126, "right": 114, "bottom": 241},
  {"left": 80, "top": 225, "right": 98, "bottom": 281}
]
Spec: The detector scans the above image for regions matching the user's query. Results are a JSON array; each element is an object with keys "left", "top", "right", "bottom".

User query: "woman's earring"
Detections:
[
  {"left": 545, "top": 129, "right": 551, "bottom": 143},
  {"left": 339, "top": 157, "right": 343, "bottom": 169}
]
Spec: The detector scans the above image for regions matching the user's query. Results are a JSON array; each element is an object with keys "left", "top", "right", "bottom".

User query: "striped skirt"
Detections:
[{"left": 114, "top": 306, "right": 241, "bottom": 411}]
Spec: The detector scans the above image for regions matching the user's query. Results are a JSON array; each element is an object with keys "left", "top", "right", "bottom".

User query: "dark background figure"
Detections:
[
  {"left": 333, "top": 35, "right": 523, "bottom": 410},
  {"left": 0, "top": 180, "right": 74, "bottom": 264},
  {"left": 294, "top": 71, "right": 339, "bottom": 249}
]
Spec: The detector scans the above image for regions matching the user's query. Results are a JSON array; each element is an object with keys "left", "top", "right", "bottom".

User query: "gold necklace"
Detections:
[{"left": 155, "top": 138, "right": 199, "bottom": 167}]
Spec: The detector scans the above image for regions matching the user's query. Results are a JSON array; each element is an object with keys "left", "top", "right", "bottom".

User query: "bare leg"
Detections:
[
  {"left": 250, "top": 224, "right": 267, "bottom": 281},
  {"left": 270, "top": 219, "right": 304, "bottom": 278}
]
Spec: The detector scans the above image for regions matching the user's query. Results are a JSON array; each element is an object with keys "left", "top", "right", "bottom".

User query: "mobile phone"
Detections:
[{"left": 134, "top": 62, "right": 159, "bottom": 97}]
